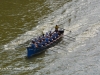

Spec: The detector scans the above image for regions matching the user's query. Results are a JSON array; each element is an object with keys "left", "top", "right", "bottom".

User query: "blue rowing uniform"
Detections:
[
  {"left": 41, "top": 41, "right": 45, "bottom": 46},
  {"left": 46, "top": 32, "right": 48, "bottom": 36},
  {"left": 35, "top": 39, "right": 38, "bottom": 43},
  {"left": 45, "top": 38, "right": 49, "bottom": 43},
  {"left": 52, "top": 33, "right": 56, "bottom": 40},
  {"left": 42, "top": 36, "right": 45, "bottom": 39},
  {"left": 55, "top": 32, "right": 58, "bottom": 38},
  {"left": 38, "top": 43, "right": 42, "bottom": 47},
  {"left": 49, "top": 37, "right": 53, "bottom": 42},
  {"left": 31, "top": 44, "right": 36, "bottom": 48},
  {"left": 38, "top": 37, "right": 41, "bottom": 41}
]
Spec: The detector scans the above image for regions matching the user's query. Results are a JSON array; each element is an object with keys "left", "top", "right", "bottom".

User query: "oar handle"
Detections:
[
  {"left": 66, "top": 35, "right": 75, "bottom": 39},
  {"left": 63, "top": 29, "right": 71, "bottom": 32}
]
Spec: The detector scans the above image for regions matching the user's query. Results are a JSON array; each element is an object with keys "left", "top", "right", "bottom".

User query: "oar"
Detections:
[
  {"left": 64, "top": 35, "right": 75, "bottom": 40},
  {"left": 63, "top": 28, "right": 75, "bottom": 39},
  {"left": 63, "top": 29, "right": 71, "bottom": 33}
]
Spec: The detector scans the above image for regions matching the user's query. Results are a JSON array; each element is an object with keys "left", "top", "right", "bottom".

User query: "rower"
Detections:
[
  {"left": 41, "top": 33, "right": 45, "bottom": 40},
  {"left": 41, "top": 39, "right": 46, "bottom": 46},
  {"left": 38, "top": 36, "right": 41, "bottom": 41},
  {"left": 46, "top": 32, "right": 48, "bottom": 36},
  {"left": 37, "top": 40, "right": 42, "bottom": 47},
  {"left": 52, "top": 32, "right": 56, "bottom": 40},
  {"left": 49, "top": 36, "right": 53, "bottom": 42},
  {"left": 49, "top": 31, "right": 52, "bottom": 36},
  {"left": 34, "top": 38, "right": 38, "bottom": 42},
  {"left": 55, "top": 32, "right": 59, "bottom": 38},
  {"left": 45, "top": 36, "right": 50, "bottom": 44},
  {"left": 31, "top": 41, "right": 36, "bottom": 48}
]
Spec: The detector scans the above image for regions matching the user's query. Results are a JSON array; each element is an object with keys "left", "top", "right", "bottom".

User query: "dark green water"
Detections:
[
  {"left": 0, "top": 0, "right": 50, "bottom": 45},
  {"left": 0, "top": 0, "right": 71, "bottom": 75}
]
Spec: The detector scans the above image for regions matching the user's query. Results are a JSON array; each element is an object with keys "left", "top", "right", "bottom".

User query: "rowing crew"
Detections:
[
  {"left": 30, "top": 25, "right": 60, "bottom": 48},
  {"left": 31, "top": 31, "right": 60, "bottom": 48}
]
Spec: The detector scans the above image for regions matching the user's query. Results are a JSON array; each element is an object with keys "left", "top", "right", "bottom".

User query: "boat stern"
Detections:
[{"left": 59, "top": 29, "right": 64, "bottom": 34}]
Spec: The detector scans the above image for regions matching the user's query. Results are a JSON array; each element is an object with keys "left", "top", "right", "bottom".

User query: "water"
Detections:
[{"left": 1, "top": 0, "right": 100, "bottom": 75}]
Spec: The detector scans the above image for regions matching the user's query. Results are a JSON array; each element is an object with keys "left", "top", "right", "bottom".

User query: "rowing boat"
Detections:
[{"left": 27, "top": 29, "right": 64, "bottom": 57}]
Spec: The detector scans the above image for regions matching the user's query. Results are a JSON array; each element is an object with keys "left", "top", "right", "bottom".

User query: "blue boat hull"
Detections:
[{"left": 27, "top": 30, "right": 64, "bottom": 58}]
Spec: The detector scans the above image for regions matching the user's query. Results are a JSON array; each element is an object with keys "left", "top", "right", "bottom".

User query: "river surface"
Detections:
[{"left": 1, "top": 0, "right": 100, "bottom": 75}]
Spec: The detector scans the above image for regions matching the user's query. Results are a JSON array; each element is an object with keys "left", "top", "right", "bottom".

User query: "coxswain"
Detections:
[{"left": 55, "top": 25, "right": 59, "bottom": 32}]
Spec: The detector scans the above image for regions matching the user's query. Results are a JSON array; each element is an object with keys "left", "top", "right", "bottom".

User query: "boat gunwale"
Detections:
[{"left": 27, "top": 29, "right": 64, "bottom": 57}]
